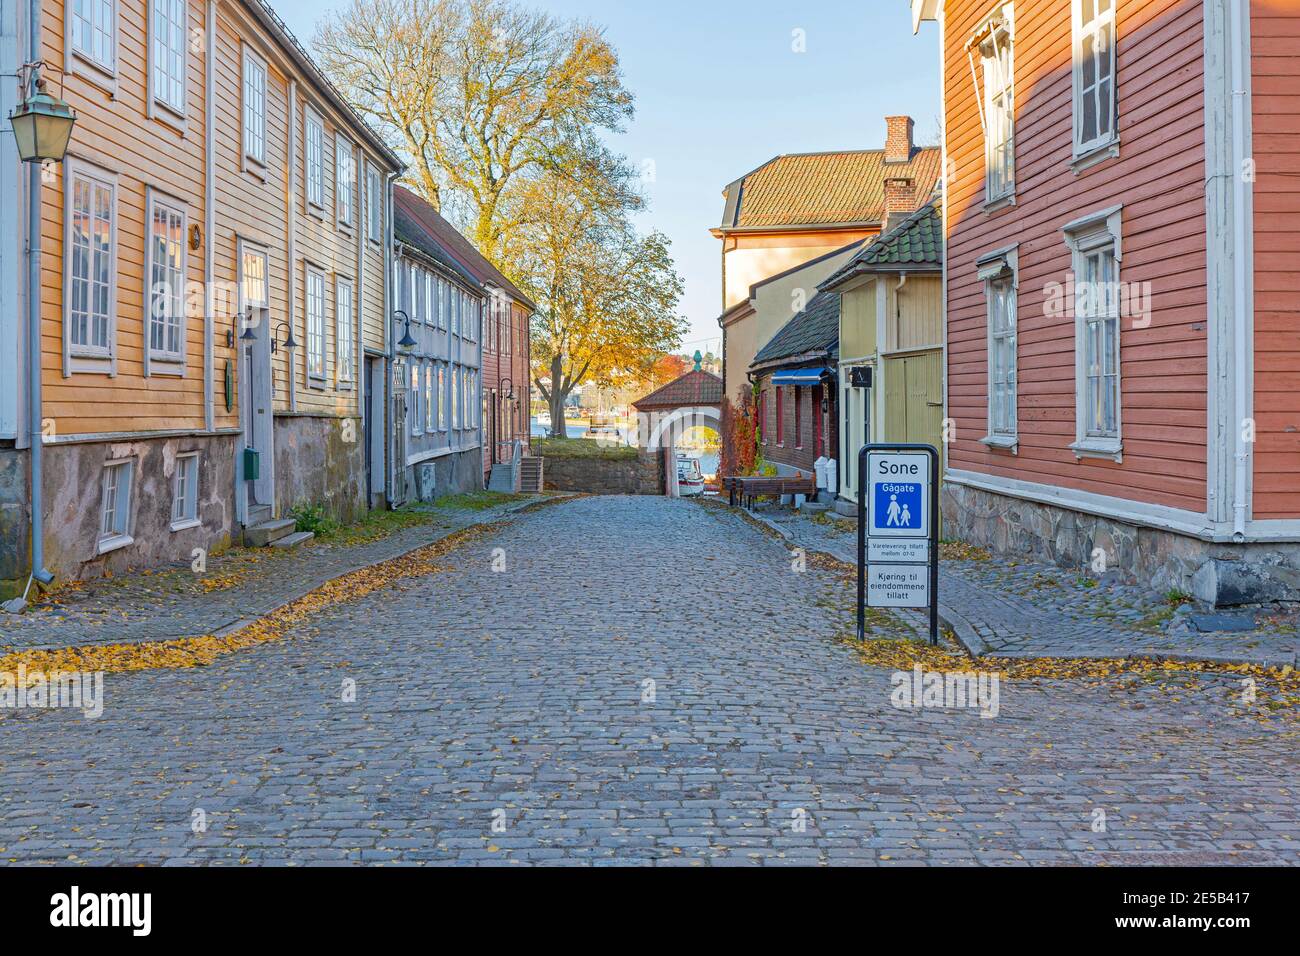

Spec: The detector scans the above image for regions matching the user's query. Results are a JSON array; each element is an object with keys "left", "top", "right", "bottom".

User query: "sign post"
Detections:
[{"left": 856, "top": 443, "right": 940, "bottom": 645}]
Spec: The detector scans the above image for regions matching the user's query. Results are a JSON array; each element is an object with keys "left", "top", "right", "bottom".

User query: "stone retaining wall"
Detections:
[{"left": 540, "top": 451, "right": 663, "bottom": 496}]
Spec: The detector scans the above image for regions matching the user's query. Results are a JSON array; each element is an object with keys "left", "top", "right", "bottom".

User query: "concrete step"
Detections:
[
  {"left": 245, "top": 517, "right": 296, "bottom": 547},
  {"left": 519, "top": 458, "right": 544, "bottom": 493},
  {"left": 247, "top": 505, "right": 273, "bottom": 526},
  {"left": 269, "top": 530, "right": 315, "bottom": 550}
]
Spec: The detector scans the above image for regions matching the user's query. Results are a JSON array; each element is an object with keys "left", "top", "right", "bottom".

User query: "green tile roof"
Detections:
[{"left": 820, "top": 201, "right": 942, "bottom": 291}]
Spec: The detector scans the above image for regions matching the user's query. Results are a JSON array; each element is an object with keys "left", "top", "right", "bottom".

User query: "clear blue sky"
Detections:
[{"left": 277, "top": 0, "right": 941, "bottom": 357}]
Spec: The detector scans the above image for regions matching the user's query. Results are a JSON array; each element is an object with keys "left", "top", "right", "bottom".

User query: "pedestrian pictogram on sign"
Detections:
[{"left": 867, "top": 452, "right": 930, "bottom": 538}]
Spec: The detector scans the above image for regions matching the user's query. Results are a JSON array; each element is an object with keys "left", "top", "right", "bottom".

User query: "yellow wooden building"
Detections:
[{"left": 821, "top": 201, "right": 944, "bottom": 506}]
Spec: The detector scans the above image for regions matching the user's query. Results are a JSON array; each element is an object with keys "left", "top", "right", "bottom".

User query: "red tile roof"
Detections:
[
  {"left": 393, "top": 186, "right": 536, "bottom": 312},
  {"left": 633, "top": 370, "right": 723, "bottom": 410},
  {"left": 721, "top": 148, "right": 942, "bottom": 230}
]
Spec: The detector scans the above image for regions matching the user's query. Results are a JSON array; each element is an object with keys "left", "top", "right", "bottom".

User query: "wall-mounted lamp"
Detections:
[
  {"left": 395, "top": 310, "right": 416, "bottom": 353},
  {"left": 9, "top": 63, "right": 76, "bottom": 164},
  {"left": 272, "top": 321, "right": 297, "bottom": 355},
  {"left": 227, "top": 309, "right": 258, "bottom": 348}
]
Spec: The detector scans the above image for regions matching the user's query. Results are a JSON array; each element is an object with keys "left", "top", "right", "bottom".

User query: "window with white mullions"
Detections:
[
  {"left": 171, "top": 453, "right": 199, "bottom": 528},
  {"left": 1074, "top": 0, "right": 1117, "bottom": 155},
  {"left": 147, "top": 193, "right": 186, "bottom": 364},
  {"left": 99, "top": 460, "right": 134, "bottom": 552},
  {"left": 335, "top": 278, "right": 354, "bottom": 386},
  {"left": 335, "top": 136, "right": 354, "bottom": 226},
  {"left": 67, "top": 165, "right": 115, "bottom": 358},
  {"left": 306, "top": 268, "right": 326, "bottom": 381},
  {"left": 152, "top": 0, "right": 186, "bottom": 113},
  {"left": 988, "top": 275, "right": 1017, "bottom": 438},
  {"left": 71, "top": 0, "right": 116, "bottom": 73},
  {"left": 243, "top": 52, "right": 266, "bottom": 164},
  {"left": 306, "top": 110, "right": 325, "bottom": 208},
  {"left": 1079, "top": 245, "right": 1120, "bottom": 438},
  {"left": 979, "top": 9, "right": 1015, "bottom": 202}
]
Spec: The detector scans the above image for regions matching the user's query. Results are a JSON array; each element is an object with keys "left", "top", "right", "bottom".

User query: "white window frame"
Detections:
[
  {"left": 335, "top": 134, "right": 354, "bottom": 229},
  {"left": 170, "top": 451, "right": 200, "bottom": 531},
  {"left": 464, "top": 293, "right": 477, "bottom": 342},
  {"left": 149, "top": 0, "right": 187, "bottom": 119},
  {"left": 437, "top": 364, "right": 447, "bottom": 430},
  {"left": 67, "top": 0, "right": 118, "bottom": 85},
  {"left": 974, "top": 4, "right": 1015, "bottom": 207},
  {"left": 1064, "top": 205, "right": 1124, "bottom": 461},
  {"left": 366, "top": 162, "right": 383, "bottom": 244},
  {"left": 63, "top": 158, "right": 118, "bottom": 376},
  {"left": 425, "top": 272, "right": 435, "bottom": 325},
  {"left": 411, "top": 363, "right": 423, "bottom": 436},
  {"left": 976, "top": 245, "right": 1019, "bottom": 449},
  {"left": 305, "top": 107, "right": 325, "bottom": 211},
  {"left": 1072, "top": 0, "right": 1119, "bottom": 165},
  {"left": 425, "top": 361, "right": 435, "bottom": 432},
  {"left": 98, "top": 458, "right": 134, "bottom": 554},
  {"left": 335, "top": 276, "right": 354, "bottom": 388},
  {"left": 306, "top": 265, "right": 327, "bottom": 384},
  {"left": 145, "top": 188, "right": 187, "bottom": 374},
  {"left": 242, "top": 47, "right": 267, "bottom": 169}
]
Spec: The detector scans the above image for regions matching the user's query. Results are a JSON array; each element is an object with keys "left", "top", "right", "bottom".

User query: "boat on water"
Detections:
[{"left": 676, "top": 455, "right": 705, "bottom": 497}]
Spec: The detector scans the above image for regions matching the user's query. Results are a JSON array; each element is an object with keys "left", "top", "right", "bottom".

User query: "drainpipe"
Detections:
[
  {"left": 24, "top": 0, "right": 52, "bottom": 587},
  {"left": 287, "top": 80, "right": 298, "bottom": 412},
  {"left": 1229, "top": 0, "right": 1249, "bottom": 543},
  {"left": 383, "top": 170, "right": 398, "bottom": 505},
  {"left": 204, "top": 0, "right": 215, "bottom": 432}
]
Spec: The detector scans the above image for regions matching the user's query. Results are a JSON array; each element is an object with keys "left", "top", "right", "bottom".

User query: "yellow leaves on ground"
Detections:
[{"left": 0, "top": 497, "right": 576, "bottom": 685}]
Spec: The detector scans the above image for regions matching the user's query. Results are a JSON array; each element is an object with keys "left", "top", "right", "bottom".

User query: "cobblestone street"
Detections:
[{"left": 1, "top": 496, "right": 1296, "bottom": 866}]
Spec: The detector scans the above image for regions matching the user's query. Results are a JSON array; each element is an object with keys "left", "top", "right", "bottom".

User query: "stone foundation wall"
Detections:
[
  {"left": 541, "top": 451, "right": 663, "bottom": 496},
  {"left": 274, "top": 415, "right": 367, "bottom": 525},
  {"left": 943, "top": 480, "right": 1300, "bottom": 606},
  {"left": 33, "top": 433, "right": 237, "bottom": 587},
  {"left": 405, "top": 447, "right": 484, "bottom": 503}
]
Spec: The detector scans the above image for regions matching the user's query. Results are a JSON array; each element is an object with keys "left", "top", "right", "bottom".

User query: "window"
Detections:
[
  {"left": 411, "top": 267, "right": 423, "bottom": 325},
  {"left": 794, "top": 387, "right": 803, "bottom": 448},
  {"left": 452, "top": 290, "right": 460, "bottom": 337},
  {"left": 65, "top": 161, "right": 117, "bottom": 366},
  {"left": 305, "top": 109, "right": 325, "bottom": 208},
  {"left": 814, "top": 385, "right": 824, "bottom": 458},
  {"left": 335, "top": 135, "right": 354, "bottom": 227},
  {"left": 425, "top": 363, "right": 435, "bottom": 432},
  {"left": 171, "top": 453, "right": 199, "bottom": 530},
  {"left": 977, "top": 6, "right": 1015, "bottom": 203},
  {"left": 243, "top": 51, "right": 266, "bottom": 165},
  {"left": 366, "top": 164, "right": 383, "bottom": 243},
  {"left": 306, "top": 267, "right": 326, "bottom": 381},
  {"left": 452, "top": 366, "right": 461, "bottom": 430},
  {"left": 987, "top": 276, "right": 1017, "bottom": 439},
  {"left": 99, "top": 459, "right": 133, "bottom": 553},
  {"left": 775, "top": 386, "right": 785, "bottom": 445},
  {"left": 425, "top": 273, "right": 434, "bottom": 325},
  {"left": 1074, "top": 0, "right": 1117, "bottom": 158},
  {"left": 146, "top": 191, "right": 186, "bottom": 368},
  {"left": 150, "top": 0, "right": 185, "bottom": 114},
  {"left": 465, "top": 295, "right": 477, "bottom": 341},
  {"left": 70, "top": 0, "right": 116, "bottom": 75},
  {"left": 241, "top": 245, "right": 269, "bottom": 309},
  {"left": 335, "top": 278, "right": 354, "bottom": 386},
  {"left": 411, "top": 363, "right": 422, "bottom": 436},
  {"left": 437, "top": 365, "right": 447, "bottom": 430},
  {"left": 503, "top": 307, "right": 511, "bottom": 357},
  {"left": 1065, "top": 206, "right": 1124, "bottom": 458}
]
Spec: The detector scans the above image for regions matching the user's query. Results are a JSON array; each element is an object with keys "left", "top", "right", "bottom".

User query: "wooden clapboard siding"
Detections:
[
  {"left": 943, "top": 0, "right": 1209, "bottom": 514},
  {"left": 38, "top": 0, "right": 210, "bottom": 438},
  {"left": 1251, "top": 0, "right": 1300, "bottom": 519}
]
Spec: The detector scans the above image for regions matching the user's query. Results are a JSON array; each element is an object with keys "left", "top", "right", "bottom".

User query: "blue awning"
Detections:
[{"left": 770, "top": 368, "right": 831, "bottom": 386}]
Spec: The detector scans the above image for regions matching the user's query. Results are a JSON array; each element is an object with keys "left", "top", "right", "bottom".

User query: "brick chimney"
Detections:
[
  {"left": 884, "top": 115, "right": 915, "bottom": 164},
  {"left": 883, "top": 177, "right": 916, "bottom": 230}
]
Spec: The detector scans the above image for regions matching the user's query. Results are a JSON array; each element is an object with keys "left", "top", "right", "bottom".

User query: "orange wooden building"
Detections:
[
  {"left": 912, "top": 0, "right": 1300, "bottom": 604},
  {"left": 0, "top": 0, "right": 399, "bottom": 593}
]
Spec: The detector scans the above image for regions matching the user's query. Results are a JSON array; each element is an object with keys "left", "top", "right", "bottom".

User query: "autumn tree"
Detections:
[
  {"left": 510, "top": 173, "right": 686, "bottom": 437},
  {"left": 313, "top": 0, "right": 636, "bottom": 262}
]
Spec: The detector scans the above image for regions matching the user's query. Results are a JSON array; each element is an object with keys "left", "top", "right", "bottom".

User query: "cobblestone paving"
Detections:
[
  {"left": 758, "top": 506, "right": 1299, "bottom": 666},
  {"left": 0, "top": 496, "right": 547, "bottom": 653},
  {"left": 1, "top": 496, "right": 1296, "bottom": 866}
]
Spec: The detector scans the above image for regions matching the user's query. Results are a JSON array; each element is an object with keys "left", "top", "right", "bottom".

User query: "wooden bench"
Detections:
[{"left": 726, "top": 474, "right": 817, "bottom": 510}]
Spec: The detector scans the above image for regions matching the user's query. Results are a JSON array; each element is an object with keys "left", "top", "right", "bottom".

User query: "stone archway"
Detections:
[{"left": 631, "top": 363, "right": 723, "bottom": 497}]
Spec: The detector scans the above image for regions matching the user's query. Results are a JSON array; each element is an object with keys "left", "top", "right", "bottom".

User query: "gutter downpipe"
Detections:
[
  {"left": 383, "top": 170, "right": 398, "bottom": 506},
  {"left": 204, "top": 0, "right": 215, "bottom": 432},
  {"left": 1229, "top": 0, "right": 1249, "bottom": 543},
  {"left": 24, "top": 0, "right": 52, "bottom": 586},
  {"left": 287, "top": 79, "right": 298, "bottom": 412}
]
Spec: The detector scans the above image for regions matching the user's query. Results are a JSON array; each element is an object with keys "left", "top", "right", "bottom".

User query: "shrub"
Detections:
[{"left": 289, "top": 503, "right": 339, "bottom": 537}]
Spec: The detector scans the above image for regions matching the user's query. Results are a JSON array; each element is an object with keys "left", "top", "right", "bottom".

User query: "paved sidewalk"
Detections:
[
  {"left": 0, "top": 494, "right": 559, "bottom": 653},
  {"left": 739, "top": 503, "right": 1298, "bottom": 668}
]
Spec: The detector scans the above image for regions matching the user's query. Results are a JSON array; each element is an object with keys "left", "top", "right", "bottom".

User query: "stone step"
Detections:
[
  {"left": 245, "top": 517, "right": 296, "bottom": 547},
  {"left": 519, "top": 458, "right": 544, "bottom": 493},
  {"left": 247, "top": 504, "right": 273, "bottom": 526},
  {"left": 269, "top": 530, "right": 315, "bottom": 550}
]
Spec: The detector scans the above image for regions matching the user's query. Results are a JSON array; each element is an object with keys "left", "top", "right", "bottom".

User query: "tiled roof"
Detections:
[
  {"left": 633, "top": 369, "right": 724, "bottom": 410},
  {"left": 721, "top": 148, "right": 942, "bottom": 230},
  {"left": 393, "top": 186, "right": 536, "bottom": 312},
  {"left": 394, "top": 208, "right": 482, "bottom": 290},
  {"left": 820, "top": 201, "right": 942, "bottom": 291},
  {"left": 751, "top": 291, "right": 841, "bottom": 368}
]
